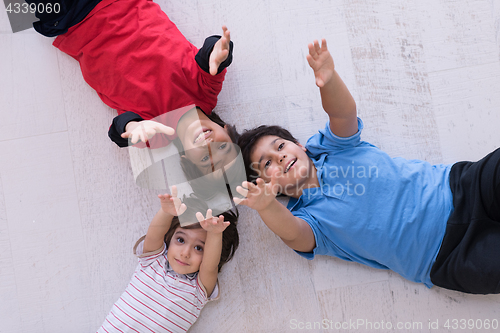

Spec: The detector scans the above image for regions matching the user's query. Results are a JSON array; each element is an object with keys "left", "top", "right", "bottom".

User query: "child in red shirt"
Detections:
[{"left": 30, "top": 0, "right": 237, "bottom": 150}]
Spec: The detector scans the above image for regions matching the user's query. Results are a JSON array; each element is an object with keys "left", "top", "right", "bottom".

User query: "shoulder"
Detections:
[{"left": 305, "top": 118, "right": 365, "bottom": 156}]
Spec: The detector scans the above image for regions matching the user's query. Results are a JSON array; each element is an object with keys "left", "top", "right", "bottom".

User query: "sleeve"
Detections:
[
  {"left": 108, "top": 111, "right": 144, "bottom": 147},
  {"left": 196, "top": 275, "right": 220, "bottom": 302},
  {"left": 133, "top": 235, "right": 167, "bottom": 267},
  {"left": 291, "top": 208, "right": 328, "bottom": 260},
  {"left": 195, "top": 35, "right": 234, "bottom": 75},
  {"left": 305, "top": 118, "right": 364, "bottom": 157}
]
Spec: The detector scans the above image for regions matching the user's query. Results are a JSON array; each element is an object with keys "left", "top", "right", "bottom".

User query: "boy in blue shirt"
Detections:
[{"left": 234, "top": 39, "right": 500, "bottom": 294}]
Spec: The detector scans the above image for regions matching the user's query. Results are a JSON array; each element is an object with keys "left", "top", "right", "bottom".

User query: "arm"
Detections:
[
  {"left": 195, "top": 26, "right": 234, "bottom": 76},
  {"left": 307, "top": 39, "right": 358, "bottom": 137},
  {"left": 143, "top": 186, "right": 187, "bottom": 253},
  {"left": 196, "top": 210, "right": 230, "bottom": 296},
  {"left": 108, "top": 112, "right": 144, "bottom": 147},
  {"left": 234, "top": 178, "right": 316, "bottom": 252}
]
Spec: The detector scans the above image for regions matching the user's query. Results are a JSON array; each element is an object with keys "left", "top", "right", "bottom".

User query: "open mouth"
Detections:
[
  {"left": 285, "top": 158, "right": 297, "bottom": 173},
  {"left": 193, "top": 128, "right": 212, "bottom": 144}
]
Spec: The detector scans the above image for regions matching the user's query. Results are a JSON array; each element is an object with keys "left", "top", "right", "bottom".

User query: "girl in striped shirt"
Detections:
[{"left": 97, "top": 186, "right": 238, "bottom": 332}]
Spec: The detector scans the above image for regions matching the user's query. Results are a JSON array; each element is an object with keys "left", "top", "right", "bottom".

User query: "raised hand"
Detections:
[
  {"left": 121, "top": 120, "right": 175, "bottom": 144},
  {"left": 306, "top": 39, "right": 335, "bottom": 88},
  {"left": 196, "top": 209, "right": 230, "bottom": 234},
  {"left": 209, "top": 25, "right": 231, "bottom": 76},
  {"left": 233, "top": 177, "right": 279, "bottom": 212},
  {"left": 158, "top": 185, "right": 187, "bottom": 216}
]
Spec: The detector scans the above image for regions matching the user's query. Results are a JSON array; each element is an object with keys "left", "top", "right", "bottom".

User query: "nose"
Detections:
[
  {"left": 180, "top": 246, "right": 190, "bottom": 259},
  {"left": 278, "top": 153, "right": 286, "bottom": 163}
]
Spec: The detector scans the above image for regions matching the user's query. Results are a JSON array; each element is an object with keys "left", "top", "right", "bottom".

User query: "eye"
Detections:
[
  {"left": 194, "top": 245, "right": 203, "bottom": 252},
  {"left": 218, "top": 143, "right": 227, "bottom": 150},
  {"left": 176, "top": 237, "right": 184, "bottom": 244},
  {"left": 278, "top": 142, "right": 284, "bottom": 150},
  {"left": 201, "top": 155, "right": 209, "bottom": 162},
  {"left": 264, "top": 160, "right": 271, "bottom": 169}
]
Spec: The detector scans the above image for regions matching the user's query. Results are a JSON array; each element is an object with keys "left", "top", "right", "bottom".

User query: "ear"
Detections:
[
  {"left": 297, "top": 142, "right": 307, "bottom": 152},
  {"left": 223, "top": 124, "right": 228, "bottom": 133}
]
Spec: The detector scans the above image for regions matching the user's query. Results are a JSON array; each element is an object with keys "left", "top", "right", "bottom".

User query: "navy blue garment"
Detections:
[
  {"left": 26, "top": 0, "right": 102, "bottom": 37},
  {"left": 430, "top": 148, "right": 500, "bottom": 294}
]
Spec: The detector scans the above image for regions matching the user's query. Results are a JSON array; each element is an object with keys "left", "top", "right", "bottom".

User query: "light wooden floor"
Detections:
[{"left": 1, "top": 0, "right": 500, "bottom": 332}]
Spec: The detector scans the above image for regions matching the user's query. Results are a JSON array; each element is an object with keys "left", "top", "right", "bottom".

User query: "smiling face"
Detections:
[
  {"left": 250, "top": 135, "right": 319, "bottom": 197},
  {"left": 176, "top": 109, "right": 235, "bottom": 174},
  {"left": 166, "top": 227, "right": 207, "bottom": 275}
]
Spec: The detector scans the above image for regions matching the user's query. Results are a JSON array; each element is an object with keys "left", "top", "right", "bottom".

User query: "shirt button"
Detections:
[{"left": 54, "top": 21, "right": 59, "bottom": 27}]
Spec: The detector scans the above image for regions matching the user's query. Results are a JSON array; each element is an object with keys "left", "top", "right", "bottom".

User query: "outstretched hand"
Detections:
[
  {"left": 196, "top": 209, "right": 230, "bottom": 234},
  {"left": 306, "top": 39, "right": 335, "bottom": 88},
  {"left": 158, "top": 186, "right": 187, "bottom": 216},
  {"left": 121, "top": 120, "right": 175, "bottom": 144},
  {"left": 233, "top": 177, "right": 279, "bottom": 212},
  {"left": 209, "top": 26, "right": 231, "bottom": 76}
]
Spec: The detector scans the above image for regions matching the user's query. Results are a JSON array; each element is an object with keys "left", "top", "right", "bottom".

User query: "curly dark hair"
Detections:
[
  {"left": 163, "top": 195, "right": 239, "bottom": 272},
  {"left": 237, "top": 125, "right": 299, "bottom": 183}
]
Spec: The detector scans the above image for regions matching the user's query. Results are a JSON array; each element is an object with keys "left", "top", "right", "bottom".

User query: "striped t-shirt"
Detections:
[{"left": 97, "top": 236, "right": 219, "bottom": 332}]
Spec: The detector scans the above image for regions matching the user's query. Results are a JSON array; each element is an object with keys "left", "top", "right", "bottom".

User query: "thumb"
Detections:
[{"left": 209, "top": 59, "right": 218, "bottom": 76}]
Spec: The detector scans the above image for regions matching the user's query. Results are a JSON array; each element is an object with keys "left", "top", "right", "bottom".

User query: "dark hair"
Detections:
[
  {"left": 163, "top": 195, "right": 239, "bottom": 272},
  {"left": 237, "top": 125, "right": 299, "bottom": 183}
]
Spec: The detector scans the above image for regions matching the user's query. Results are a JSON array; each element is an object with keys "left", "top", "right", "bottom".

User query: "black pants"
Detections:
[
  {"left": 430, "top": 148, "right": 500, "bottom": 294},
  {"left": 26, "top": 0, "right": 101, "bottom": 36}
]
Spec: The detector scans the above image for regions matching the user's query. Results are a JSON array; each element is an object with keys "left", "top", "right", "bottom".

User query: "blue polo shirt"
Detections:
[{"left": 287, "top": 118, "right": 453, "bottom": 288}]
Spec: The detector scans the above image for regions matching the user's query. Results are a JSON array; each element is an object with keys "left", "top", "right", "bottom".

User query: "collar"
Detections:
[{"left": 165, "top": 258, "right": 197, "bottom": 281}]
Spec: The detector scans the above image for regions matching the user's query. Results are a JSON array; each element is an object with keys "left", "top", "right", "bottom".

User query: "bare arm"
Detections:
[
  {"left": 234, "top": 178, "right": 315, "bottom": 253},
  {"left": 258, "top": 198, "right": 315, "bottom": 252},
  {"left": 143, "top": 187, "right": 187, "bottom": 253},
  {"left": 307, "top": 39, "right": 358, "bottom": 137},
  {"left": 197, "top": 211, "right": 230, "bottom": 296}
]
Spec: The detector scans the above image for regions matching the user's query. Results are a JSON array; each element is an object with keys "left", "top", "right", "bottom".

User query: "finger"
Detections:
[
  {"left": 321, "top": 39, "right": 327, "bottom": 51},
  {"left": 121, "top": 131, "right": 130, "bottom": 138},
  {"left": 177, "top": 203, "right": 187, "bottom": 216},
  {"left": 171, "top": 185, "right": 178, "bottom": 198},
  {"left": 209, "top": 60, "right": 217, "bottom": 76},
  {"left": 235, "top": 186, "right": 249, "bottom": 197},
  {"left": 255, "top": 178, "right": 267, "bottom": 188},
  {"left": 158, "top": 193, "right": 170, "bottom": 200},
  {"left": 196, "top": 212, "right": 205, "bottom": 223},
  {"left": 205, "top": 209, "right": 213, "bottom": 220},
  {"left": 222, "top": 27, "right": 231, "bottom": 45},
  {"left": 307, "top": 43, "right": 317, "bottom": 58},
  {"left": 131, "top": 131, "right": 139, "bottom": 144},
  {"left": 140, "top": 131, "right": 147, "bottom": 143},
  {"left": 241, "top": 180, "right": 256, "bottom": 190},
  {"left": 313, "top": 40, "right": 321, "bottom": 54},
  {"left": 306, "top": 54, "right": 315, "bottom": 68}
]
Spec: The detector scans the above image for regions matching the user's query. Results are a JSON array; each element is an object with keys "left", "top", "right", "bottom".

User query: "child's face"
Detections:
[
  {"left": 250, "top": 135, "right": 315, "bottom": 196},
  {"left": 177, "top": 109, "right": 235, "bottom": 173},
  {"left": 167, "top": 227, "right": 207, "bottom": 275}
]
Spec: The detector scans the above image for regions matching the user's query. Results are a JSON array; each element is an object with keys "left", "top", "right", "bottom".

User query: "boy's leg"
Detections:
[
  {"left": 430, "top": 148, "right": 500, "bottom": 294},
  {"left": 26, "top": 0, "right": 101, "bottom": 37}
]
